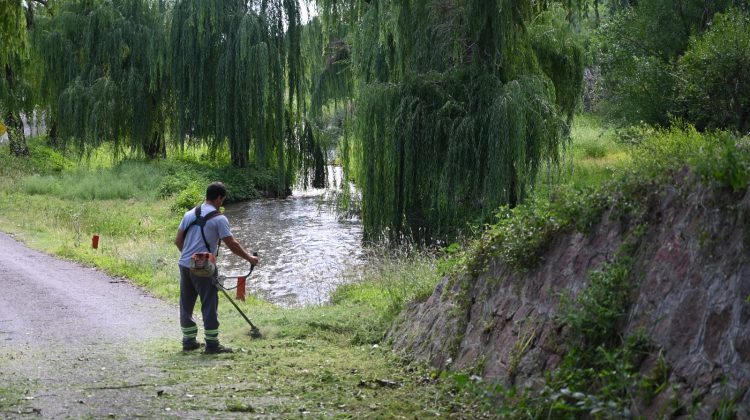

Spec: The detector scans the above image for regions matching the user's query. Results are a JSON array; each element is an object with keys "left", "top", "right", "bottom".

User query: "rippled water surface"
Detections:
[{"left": 217, "top": 174, "right": 364, "bottom": 306}]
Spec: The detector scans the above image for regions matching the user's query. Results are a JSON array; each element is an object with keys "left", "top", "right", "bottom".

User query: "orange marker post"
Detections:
[
  {"left": 92, "top": 234, "right": 100, "bottom": 249},
  {"left": 236, "top": 276, "right": 246, "bottom": 301}
]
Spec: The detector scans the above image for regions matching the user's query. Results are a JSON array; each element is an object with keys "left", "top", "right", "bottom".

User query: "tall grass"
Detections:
[
  {"left": 331, "top": 253, "right": 439, "bottom": 328},
  {"left": 22, "top": 160, "right": 165, "bottom": 200}
]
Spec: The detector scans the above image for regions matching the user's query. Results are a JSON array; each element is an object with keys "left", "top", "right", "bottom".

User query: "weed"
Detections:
[
  {"left": 507, "top": 319, "right": 538, "bottom": 380},
  {"left": 562, "top": 259, "right": 634, "bottom": 349},
  {"left": 330, "top": 251, "right": 440, "bottom": 344},
  {"left": 638, "top": 351, "right": 670, "bottom": 404},
  {"left": 694, "top": 133, "right": 750, "bottom": 192}
]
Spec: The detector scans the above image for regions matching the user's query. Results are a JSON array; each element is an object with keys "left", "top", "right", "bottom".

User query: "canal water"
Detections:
[{"left": 217, "top": 168, "right": 365, "bottom": 306}]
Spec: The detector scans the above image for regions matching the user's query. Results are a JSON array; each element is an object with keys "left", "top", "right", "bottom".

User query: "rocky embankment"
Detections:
[{"left": 388, "top": 169, "right": 750, "bottom": 416}]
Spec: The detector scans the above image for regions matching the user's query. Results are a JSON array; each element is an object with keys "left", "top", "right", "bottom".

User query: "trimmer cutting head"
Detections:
[{"left": 249, "top": 327, "right": 262, "bottom": 339}]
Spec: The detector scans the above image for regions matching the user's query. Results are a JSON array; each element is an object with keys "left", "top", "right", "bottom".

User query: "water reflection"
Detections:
[{"left": 217, "top": 168, "right": 364, "bottom": 306}]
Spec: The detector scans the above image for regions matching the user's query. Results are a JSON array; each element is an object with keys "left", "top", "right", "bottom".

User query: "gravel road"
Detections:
[{"left": 0, "top": 231, "right": 179, "bottom": 418}]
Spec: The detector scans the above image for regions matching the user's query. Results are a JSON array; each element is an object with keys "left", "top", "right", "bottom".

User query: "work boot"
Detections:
[
  {"left": 182, "top": 339, "right": 202, "bottom": 351},
  {"left": 204, "top": 344, "right": 233, "bottom": 355}
]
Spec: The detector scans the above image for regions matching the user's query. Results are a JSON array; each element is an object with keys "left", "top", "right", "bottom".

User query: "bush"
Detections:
[
  {"left": 678, "top": 9, "right": 750, "bottom": 133},
  {"left": 628, "top": 123, "right": 701, "bottom": 172},
  {"left": 592, "top": 5, "right": 682, "bottom": 126},
  {"left": 694, "top": 133, "right": 750, "bottom": 191},
  {"left": 171, "top": 181, "right": 204, "bottom": 212},
  {"left": 592, "top": 1, "right": 747, "bottom": 128},
  {"left": 615, "top": 122, "right": 656, "bottom": 146}
]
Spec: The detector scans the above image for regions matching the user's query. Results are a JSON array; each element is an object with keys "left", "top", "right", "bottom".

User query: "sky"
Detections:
[{"left": 300, "top": 0, "right": 318, "bottom": 24}]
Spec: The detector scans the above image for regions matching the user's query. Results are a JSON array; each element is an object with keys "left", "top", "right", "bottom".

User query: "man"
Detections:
[{"left": 174, "top": 181, "right": 259, "bottom": 354}]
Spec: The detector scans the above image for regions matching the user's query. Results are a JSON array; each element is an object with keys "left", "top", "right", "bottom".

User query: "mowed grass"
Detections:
[
  {"left": 136, "top": 255, "right": 455, "bottom": 418},
  {"left": 0, "top": 139, "right": 485, "bottom": 417},
  {"left": 0, "top": 114, "right": 636, "bottom": 417}
]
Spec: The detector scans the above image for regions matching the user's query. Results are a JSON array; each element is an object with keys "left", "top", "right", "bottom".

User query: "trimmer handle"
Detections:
[{"left": 249, "top": 251, "right": 259, "bottom": 273}]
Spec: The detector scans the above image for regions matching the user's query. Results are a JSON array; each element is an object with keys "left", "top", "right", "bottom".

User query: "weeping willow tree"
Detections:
[
  {"left": 170, "top": 0, "right": 312, "bottom": 192},
  {"left": 295, "top": 16, "right": 349, "bottom": 188},
  {"left": 0, "top": 0, "right": 36, "bottom": 157},
  {"left": 315, "top": 0, "right": 584, "bottom": 242},
  {"left": 301, "top": 16, "right": 352, "bottom": 117},
  {"left": 34, "top": 0, "right": 170, "bottom": 158}
]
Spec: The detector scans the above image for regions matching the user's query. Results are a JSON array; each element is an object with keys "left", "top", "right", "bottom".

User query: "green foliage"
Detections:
[
  {"left": 157, "top": 159, "right": 277, "bottom": 210},
  {"left": 0, "top": 0, "right": 27, "bottom": 64},
  {"left": 443, "top": 335, "right": 649, "bottom": 418},
  {"left": 21, "top": 160, "right": 164, "bottom": 201},
  {"left": 537, "top": 113, "right": 629, "bottom": 193},
  {"left": 303, "top": 17, "right": 352, "bottom": 118},
  {"left": 629, "top": 123, "right": 750, "bottom": 191},
  {"left": 562, "top": 259, "right": 634, "bottom": 349},
  {"left": 694, "top": 133, "right": 750, "bottom": 192},
  {"left": 170, "top": 181, "right": 204, "bottom": 212},
  {"left": 316, "top": 0, "right": 585, "bottom": 243},
  {"left": 541, "top": 334, "right": 650, "bottom": 417},
  {"left": 169, "top": 0, "right": 312, "bottom": 194},
  {"left": 529, "top": 5, "right": 586, "bottom": 123},
  {"left": 330, "top": 251, "right": 440, "bottom": 344},
  {"left": 593, "top": 8, "right": 678, "bottom": 125},
  {"left": 461, "top": 185, "right": 610, "bottom": 275},
  {"left": 614, "top": 122, "right": 656, "bottom": 146},
  {"left": 712, "top": 394, "right": 740, "bottom": 419},
  {"left": 0, "top": 137, "right": 74, "bottom": 182},
  {"left": 35, "top": 0, "right": 170, "bottom": 158},
  {"left": 0, "top": 0, "right": 37, "bottom": 159},
  {"left": 678, "top": 9, "right": 750, "bottom": 133},
  {"left": 638, "top": 352, "right": 670, "bottom": 404},
  {"left": 629, "top": 123, "right": 711, "bottom": 179},
  {"left": 593, "top": 0, "right": 750, "bottom": 127}
]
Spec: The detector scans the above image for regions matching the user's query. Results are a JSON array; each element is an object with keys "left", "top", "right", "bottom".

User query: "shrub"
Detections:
[
  {"left": 592, "top": 6, "right": 680, "bottom": 126},
  {"left": 593, "top": 1, "right": 747, "bottom": 128},
  {"left": 628, "top": 123, "right": 709, "bottom": 180},
  {"left": 171, "top": 181, "right": 204, "bottom": 212},
  {"left": 678, "top": 9, "right": 750, "bottom": 133},
  {"left": 614, "top": 122, "right": 656, "bottom": 146},
  {"left": 694, "top": 133, "right": 750, "bottom": 191}
]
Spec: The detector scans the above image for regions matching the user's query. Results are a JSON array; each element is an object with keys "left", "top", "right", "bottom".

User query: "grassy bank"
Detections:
[
  {"left": 0, "top": 114, "right": 652, "bottom": 416},
  {"left": 0, "top": 138, "right": 465, "bottom": 416}
]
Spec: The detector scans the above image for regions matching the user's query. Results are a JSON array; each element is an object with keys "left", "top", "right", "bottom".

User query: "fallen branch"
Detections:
[
  {"left": 0, "top": 408, "right": 42, "bottom": 415},
  {"left": 83, "top": 383, "right": 154, "bottom": 391}
]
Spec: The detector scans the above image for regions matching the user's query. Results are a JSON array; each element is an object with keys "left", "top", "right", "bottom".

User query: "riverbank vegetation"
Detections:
[
  {"left": 2, "top": 0, "right": 750, "bottom": 416},
  {"left": 3, "top": 0, "right": 749, "bottom": 245},
  {"left": 3, "top": 112, "right": 749, "bottom": 418},
  {"left": 2, "top": 110, "right": 747, "bottom": 417}
]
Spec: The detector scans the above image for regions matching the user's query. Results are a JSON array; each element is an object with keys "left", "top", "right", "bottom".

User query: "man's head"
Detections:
[{"left": 206, "top": 182, "right": 227, "bottom": 204}]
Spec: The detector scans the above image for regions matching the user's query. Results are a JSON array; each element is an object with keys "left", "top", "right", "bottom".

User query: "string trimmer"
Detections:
[{"left": 214, "top": 252, "right": 262, "bottom": 338}]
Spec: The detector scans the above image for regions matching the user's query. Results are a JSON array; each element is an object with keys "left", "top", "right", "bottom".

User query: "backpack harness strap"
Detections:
[{"left": 185, "top": 206, "right": 223, "bottom": 255}]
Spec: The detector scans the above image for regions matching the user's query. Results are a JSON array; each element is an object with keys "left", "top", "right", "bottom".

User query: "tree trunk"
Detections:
[
  {"left": 231, "top": 140, "right": 248, "bottom": 168},
  {"left": 47, "top": 119, "right": 60, "bottom": 148},
  {"left": 6, "top": 110, "right": 29, "bottom": 157},
  {"left": 312, "top": 143, "right": 326, "bottom": 189},
  {"left": 144, "top": 129, "right": 166, "bottom": 160}
]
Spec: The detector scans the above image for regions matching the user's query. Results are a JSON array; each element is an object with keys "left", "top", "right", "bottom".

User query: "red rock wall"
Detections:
[{"left": 388, "top": 176, "right": 750, "bottom": 414}]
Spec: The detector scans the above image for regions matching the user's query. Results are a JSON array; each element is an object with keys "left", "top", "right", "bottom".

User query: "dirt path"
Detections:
[{"left": 0, "top": 231, "right": 179, "bottom": 418}]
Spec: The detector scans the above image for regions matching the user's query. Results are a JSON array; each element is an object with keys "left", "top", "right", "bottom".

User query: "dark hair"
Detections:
[{"left": 206, "top": 182, "right": 227, "bottom": 200}]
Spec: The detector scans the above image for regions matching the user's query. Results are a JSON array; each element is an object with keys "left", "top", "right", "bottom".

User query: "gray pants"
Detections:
[{"left": 179, "top": 265, "right": 220, "bottom": 344}]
